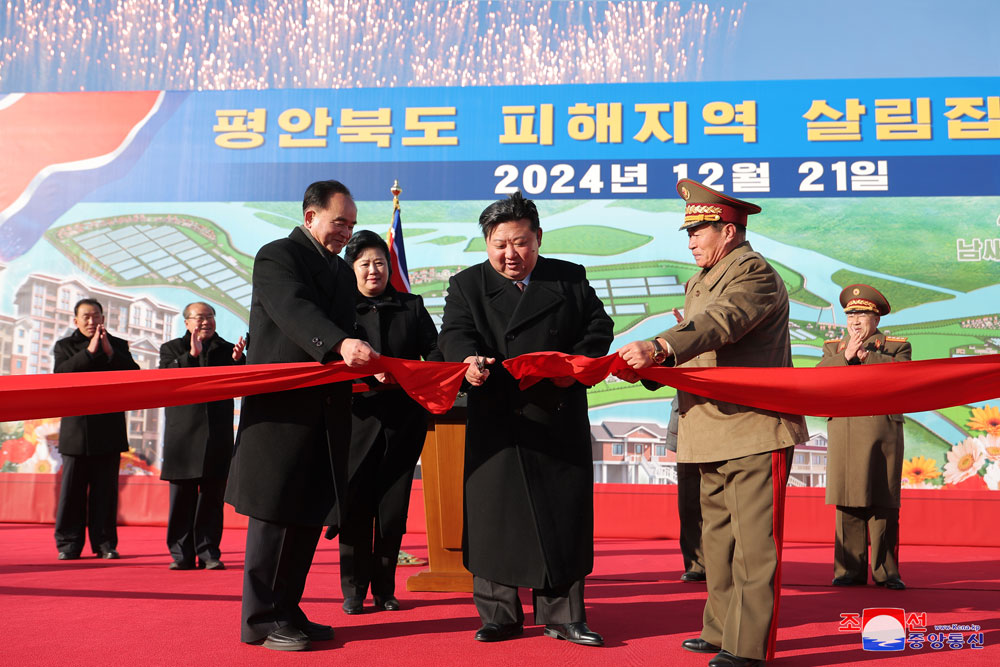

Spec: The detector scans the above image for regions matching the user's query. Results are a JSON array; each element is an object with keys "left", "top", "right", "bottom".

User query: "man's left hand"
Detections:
[
  {"left": 336, "top": 338, "right": 378, "bottom": 367},
  {"left": 232, "top": 336, "right": 246, "bottom": 361}
]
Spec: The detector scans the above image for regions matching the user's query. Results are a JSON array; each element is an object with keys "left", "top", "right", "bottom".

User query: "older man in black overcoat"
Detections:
[
  {"left": 225, "top": 180, "right": 376, "bottom": 652},
  {"left": 439, "top": 192, "right": 613, "bottom": 647},
  {"left": 53, "top": 298, "right": 140, "bottom": 560},
  {"left": 159, "top": 301, "right": 245, "bottom": 571}
]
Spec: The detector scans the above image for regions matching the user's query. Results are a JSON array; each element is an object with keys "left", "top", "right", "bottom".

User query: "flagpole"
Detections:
[{"left": 391, "top": 179, "right": 401, "bottom": 211}]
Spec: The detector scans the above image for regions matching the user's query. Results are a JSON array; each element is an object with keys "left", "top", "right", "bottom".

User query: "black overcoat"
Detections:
[
  {"left": 438, "top": 256, "right": 613, "bottom": 589},
  {"left": 225, "top": 226, "right": 357, "bottom": 528},
  {"left": 348, "top": 287, "right": 442, "bottom": 538},
  {"left": 53, "top": 329, "right": 140, "bottom": 456},
  {"left": 159, "top": 332, "right": 244, "bottom": 481}
]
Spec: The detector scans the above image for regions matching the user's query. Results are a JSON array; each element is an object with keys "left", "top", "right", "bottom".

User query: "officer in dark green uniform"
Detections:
[{"left": 818, "top": 284, "right": 911, "bottom": 590}]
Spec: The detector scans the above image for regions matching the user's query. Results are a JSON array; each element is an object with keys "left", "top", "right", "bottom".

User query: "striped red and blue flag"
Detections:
[{"left": 387, "top": 206, "right": 410, "bottom": 293}]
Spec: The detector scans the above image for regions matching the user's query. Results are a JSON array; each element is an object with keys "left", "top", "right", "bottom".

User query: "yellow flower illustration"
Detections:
[
  {"left": 944, "top": 437, "right": 986, "bottom": 485},
  {"left": 901, "top": 455, "right": 941, "bottom": 485},
  {"left": 967, "top": 405, "right": 1000, "bottom": 436}
]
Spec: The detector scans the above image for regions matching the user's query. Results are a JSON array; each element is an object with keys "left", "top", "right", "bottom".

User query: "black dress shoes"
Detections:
[
  {"left": 261, "top": 625, "right": 310, "bottom": 652},
  {"left": 202, "top": 559, "right": 226, "bottom": 570},
  {"left": 680, "top": 570, "right": 707, "bottom": 582},
  {"left": 543, "top": 622, "right": 604, "bottom": 647},
  {"left": 57, "top": 551, "right": 80, "bottom": 561},
  {"left": 709, "top": 650, "right": 763, "bottom": 667},
  {"left": 342, "top": 597, "right": 364, "bottom": 615},
  {"left": 98, "top": 549, "right": 120, "bottom": 560},
  {"left": 876, "top": 577, "right": 906, "bottom": 590},
  {"left": 474, "top": 622, "right": 523, "bottom": 642},
  {"left": 300, "top": 620, "right": 335, "bottom": 642},
  {"left": 374, "top": 596, "right": 401, "bottom": 611},
  {"left": 169, "top": 561, "right": 196, "bottom": 570},
  {"left": 682, "top": 637, "right": 722, "bottom": 653},
  {"left": 832, "top": 576, "right": 865, "bottom": 586}
]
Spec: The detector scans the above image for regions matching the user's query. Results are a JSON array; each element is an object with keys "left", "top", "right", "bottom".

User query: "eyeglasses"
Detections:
[{"left": 185, "top": 315, "right": 215, "bottom": 322}]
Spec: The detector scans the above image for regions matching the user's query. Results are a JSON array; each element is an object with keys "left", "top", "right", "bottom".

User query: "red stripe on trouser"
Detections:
[{"left": 766, "top": 448, "right": 789, "bottom": 661}]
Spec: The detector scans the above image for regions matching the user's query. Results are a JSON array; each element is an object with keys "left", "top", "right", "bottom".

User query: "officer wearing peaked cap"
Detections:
[
  {"left": 616, "top": 179, "right": 807, "bottom": 666},
  {"left": 819, "top": 284, "right": 910, "bottom": 591}
]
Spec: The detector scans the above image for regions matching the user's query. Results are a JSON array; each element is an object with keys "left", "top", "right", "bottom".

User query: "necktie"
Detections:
[{"left": 515, "top": 281, "right": 525, "bottom": 292}]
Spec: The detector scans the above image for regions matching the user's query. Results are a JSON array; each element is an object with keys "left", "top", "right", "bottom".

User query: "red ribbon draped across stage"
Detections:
[{"left": 1, "top": 352, "right": 998, "bottom": 422}]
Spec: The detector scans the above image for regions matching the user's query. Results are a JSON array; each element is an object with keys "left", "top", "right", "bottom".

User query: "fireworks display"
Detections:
[{"left": 0, "top": 1, "right": 745, "bottom": 91}]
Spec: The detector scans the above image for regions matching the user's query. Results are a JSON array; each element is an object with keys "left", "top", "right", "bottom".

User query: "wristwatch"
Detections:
[{"left": 650, "top": 338, "right": 668, "bottom": 365}]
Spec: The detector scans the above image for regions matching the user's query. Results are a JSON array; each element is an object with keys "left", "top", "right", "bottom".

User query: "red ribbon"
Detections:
[
  {"left": 503, "top": 351, "right": 1000, "bottom": 417},
  {"left": 5, "top": 350, "right": 998, "bottom": 423},
  {"left": 0, "top": 356, "right": 469, "bottom": 421}
]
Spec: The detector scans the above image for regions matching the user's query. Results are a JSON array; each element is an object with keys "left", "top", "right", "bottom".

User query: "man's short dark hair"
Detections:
[
  {"left": 478, "top": 191, "right": 540, "bottom": 239},
  {"left": 344, "top": 229, "right": 392, "bottom": 275},
  {"left": 302, "top": 180, "right": 353, "bottom": 214},
  {"left": 73, "top": 298, "right": 103, "bottom": 316}
]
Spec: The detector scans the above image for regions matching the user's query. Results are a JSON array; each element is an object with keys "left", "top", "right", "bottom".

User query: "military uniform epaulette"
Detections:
[
  {"left": 823, "top": 339, "right": 840, "bottom": 346},
  {"left": 885, "top": 335, "right": 908, "bottom": 342}
]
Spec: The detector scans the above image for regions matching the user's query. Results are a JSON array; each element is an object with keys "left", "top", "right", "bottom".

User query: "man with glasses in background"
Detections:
[{"left": 159, "top": 302, "right": 245, "bottom": 571}]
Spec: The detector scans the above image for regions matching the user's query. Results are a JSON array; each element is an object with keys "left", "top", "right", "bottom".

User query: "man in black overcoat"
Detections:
[
  {"left": 438, "top": 192, "right": 613, "bottom": 647},
  {"left": 53, "top": 298, "right": 140, "bottom": 560},
  {"left": 226, "top": 180, "right": 376, "bottom": 652},
  {"left": 159, "top": 301, "right": 245, "bottom": 571}
]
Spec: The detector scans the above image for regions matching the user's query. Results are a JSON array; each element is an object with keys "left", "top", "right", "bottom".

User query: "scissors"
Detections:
[{"left": 474, "top": 350, "right": 486, "bottom": 374}]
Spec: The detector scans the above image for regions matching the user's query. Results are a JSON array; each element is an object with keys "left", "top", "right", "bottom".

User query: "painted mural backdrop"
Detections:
[{"left": 1, "top": 2, "right": 998, "bottom": 490}]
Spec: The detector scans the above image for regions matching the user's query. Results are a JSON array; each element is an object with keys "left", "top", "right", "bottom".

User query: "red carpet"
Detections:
[{"left": 2, "top": 523, "right": 997, "bottom": 665}]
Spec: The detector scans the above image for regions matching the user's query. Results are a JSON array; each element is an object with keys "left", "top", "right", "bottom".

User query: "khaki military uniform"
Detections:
[
  {"left": 661, "top": 241, "right": 808, "bottom": 661},
  {"left": 818, "top": 330, "right": 911, "bottom": 584}
]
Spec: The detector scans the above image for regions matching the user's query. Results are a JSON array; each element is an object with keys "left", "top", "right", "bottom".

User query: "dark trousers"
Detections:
[
  {"left": 166, "top": 477, "right": 226, "bottom": 565},
  {"left": 54, "top": 453, "right": 120, "bottom": 556},
  {"left": 473, "top": 576, "right": 586, "bottom": 626},
  {"left": 834, "top": 505, "right": 900, "bottom": 584},
  {"left": 338, "top": 445, "right": 412, "bottom": 600},
  {"left": 677, "top": 461, "right": 704, "bottom": 574},
  {"left": 241, "top": 517, "right": 322, "bottom": 643}
]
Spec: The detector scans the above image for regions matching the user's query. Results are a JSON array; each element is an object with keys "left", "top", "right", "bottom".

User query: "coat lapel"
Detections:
[
  {"left": 505, "top": 257, "right": 566, "bottom": 334},
  {"left": 289, "top": 226, "right": 339, "bottom": 307}
]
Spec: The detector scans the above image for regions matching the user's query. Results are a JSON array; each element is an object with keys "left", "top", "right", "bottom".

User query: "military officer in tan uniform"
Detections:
[
  {"left": 616, "top": 180, "right": 808, "bottom": 667},
  {"left": 819, "top": 284, "right": 910, "bottom": 591}
]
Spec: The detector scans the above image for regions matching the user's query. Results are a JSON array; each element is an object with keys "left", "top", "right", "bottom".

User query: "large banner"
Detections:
[{"left": 1, "top": 78, "right": 998, "bottom": 490}]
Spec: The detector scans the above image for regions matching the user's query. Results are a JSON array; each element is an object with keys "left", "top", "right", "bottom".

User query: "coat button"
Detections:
[
  {"left": 325, "top": 396, "right": 332, "bottom": 405},
  {"left": 694, "top": 289, "right": 701, "bottom": 297},
  {"left": 312, "top": 337, "right": 323, "bottom": 347},
  {"left": 370, "top": 306, "right": 377, "bottom": 313},
  {"left": 506, "top": 333, "right": 515, "bottom": 341},
  {"left": 513, "top": 408, "right": 523, "bottom": 416}
]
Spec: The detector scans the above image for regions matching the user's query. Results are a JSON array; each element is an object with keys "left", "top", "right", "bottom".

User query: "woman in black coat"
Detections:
[{"left": 337, "top": 230, "right": 442, "bottom": 614}]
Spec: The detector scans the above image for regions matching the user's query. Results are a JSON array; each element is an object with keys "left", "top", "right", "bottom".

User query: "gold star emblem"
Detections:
[
  {"left": 680, "top": 186, "right": 690, "bottom": 201},
  {"left": 852, "top": 288, "right": 860, "bottom": 296}
]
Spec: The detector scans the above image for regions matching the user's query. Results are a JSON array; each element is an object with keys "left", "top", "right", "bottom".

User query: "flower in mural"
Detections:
[
  {"left": 901, "top": 455, "right": 942, "bottom": 486},
  {"left": 943, "top": 437, "right": 986, "bottom": 485},
  {"left": 979, "top": 434, "right": 1000, "bottom": 462},
  {"left": 966, "top": 405, "right": 1000, "bottom": 436},
  {"left": 985, "top": 463, "right": 1000, "bottom": 491}
]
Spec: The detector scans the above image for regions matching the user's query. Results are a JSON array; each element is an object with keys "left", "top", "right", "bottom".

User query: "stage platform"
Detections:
[{"left": 1, "top": 523, "right": 997, "bottom": 666}]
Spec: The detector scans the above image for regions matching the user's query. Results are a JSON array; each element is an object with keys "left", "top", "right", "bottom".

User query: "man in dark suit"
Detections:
[
  {"left": 439, "top": 192, "right": 613, "bottom": 647},
  {"left": 53, "top": 298, "right": 140, "bottom": 560},
  {"left": 226, "top": 180, "right": 377, "bottom": 652},
  {"left": 159, "top": 301, "right": 245, "bottom": 571}
]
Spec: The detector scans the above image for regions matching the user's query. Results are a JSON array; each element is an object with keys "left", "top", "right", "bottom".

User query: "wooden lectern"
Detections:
[{"left": 406, "top": 402, "right": 473, "bottom": 592}]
